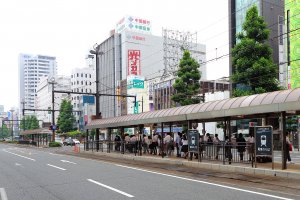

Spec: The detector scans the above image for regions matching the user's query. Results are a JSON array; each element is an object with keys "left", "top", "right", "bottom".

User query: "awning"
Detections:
[
  {"left": 86, "top": 88, "right": 300, "bottom": 129},
  {"left": 20, "top": 128, "right": 52, "bottom": 135}
]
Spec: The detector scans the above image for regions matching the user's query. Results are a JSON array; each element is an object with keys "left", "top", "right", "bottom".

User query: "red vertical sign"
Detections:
[{"left": 128, "top": 50, "right": 141, "bottom": 75}]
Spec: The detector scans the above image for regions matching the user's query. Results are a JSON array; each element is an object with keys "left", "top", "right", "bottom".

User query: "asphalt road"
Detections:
[{"left": 0, "top": 143, "right": 298, "bottom": 200}]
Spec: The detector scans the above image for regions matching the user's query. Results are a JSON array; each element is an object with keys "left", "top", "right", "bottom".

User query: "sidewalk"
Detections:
[{"left": 71, "top": 149, "right": 300, "bottom": 180}]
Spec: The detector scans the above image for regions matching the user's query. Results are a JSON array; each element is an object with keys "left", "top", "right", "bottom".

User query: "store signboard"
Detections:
[{"left": 128, "top": 50, "right": 141, "bottom": 75}]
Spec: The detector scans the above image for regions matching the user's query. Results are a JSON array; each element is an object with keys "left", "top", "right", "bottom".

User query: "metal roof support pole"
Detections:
[
  {"left": 120, "top": 127, "right": 125, "bottom": 154},
  {"left": 138, "top": 125, "right": 144, "bottom": 156},
  {"left": 161, "top": 123, "right": 164, "bottom": 158},
  {"left": 85, "top": 129, "right": 89, "bottom": 151},
  {"left": 281, "top": 111, "right": 287, "bottom": 170}
]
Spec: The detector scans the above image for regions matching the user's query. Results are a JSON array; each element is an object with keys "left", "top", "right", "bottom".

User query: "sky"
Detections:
[{"left": 0, "top": 0, "right": 229, "bottom": 111}]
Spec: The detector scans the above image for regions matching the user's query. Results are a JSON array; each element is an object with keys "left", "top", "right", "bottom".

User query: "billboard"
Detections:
[
  {"left": 128, "top": 50, "right": 141, "bottom": 75},
  {"left": 286, "top": 1, "right": 300, "bottom": 88},
  {"left": 116, "top": 15, "right": 151, "bottom": 34},
  {"left": 127, "top": 76, "right": 144, "bottom": 89}
]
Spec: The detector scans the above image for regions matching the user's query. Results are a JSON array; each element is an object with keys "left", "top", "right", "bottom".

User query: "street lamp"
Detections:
[{"left": 90, "top": 44, "right": 103, "bottom": 151}]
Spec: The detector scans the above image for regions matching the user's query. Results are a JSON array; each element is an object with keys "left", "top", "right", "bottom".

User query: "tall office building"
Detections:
[
  {"left": 19, "top": 54, "right": 57, "bottom": 114},
  {"left": 229, "top": 0, "right": 285, "bottom": 88},
  {"left": 94, "top": 15, "right": 206, "bottom": 118}
]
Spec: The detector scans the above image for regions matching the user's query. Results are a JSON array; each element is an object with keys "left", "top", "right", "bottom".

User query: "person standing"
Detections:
[
  {"left": 236, "top": 133, "right": 246, "bottom": 161},
  {"left": 286, "top": 132, "right": 294, "bottom": 164},
  {"left": 246, "top": 133, "right": 254, "bottom": 161},
  {"left": 213, "top": 134, "right": 221, "bottom": 159},
  {"left": 175, "top": 132, "right": 182, "bottom": 157}
]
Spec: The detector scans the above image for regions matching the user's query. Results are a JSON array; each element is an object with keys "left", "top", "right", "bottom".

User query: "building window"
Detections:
[
  {"left": 89, "top": 74, "right": 91, "bottom": 78},
  {"left": 81, "top": 73, "right": 83, "bottom": 77},
  {"left": 77, "top": 73, "right": 79, "bottom": 77},
  {"left": 81, "top": 81, "right": 83, "bottom": 85},
  {"left": 85, "top": 74, "right": 87, "bottom": 78},
  {"left": 71, "top": 75, "right": 73, "bottom": 78}
]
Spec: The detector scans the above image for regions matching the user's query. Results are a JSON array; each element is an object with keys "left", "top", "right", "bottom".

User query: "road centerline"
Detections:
[
  {"left": 0, "top": 188, "right": 8, "bottom": 200},
  {"left": 115, "top": 164, "right": 293, "bottom": 200},
  {"left": 87, "top": 179, "right": 134, "bottom": 198},
  {"left": 3, "top": 149, "right": 36, "bottom": 161},
  {"left": 47, "top": 164, "right": 67, "bottom": 171}
]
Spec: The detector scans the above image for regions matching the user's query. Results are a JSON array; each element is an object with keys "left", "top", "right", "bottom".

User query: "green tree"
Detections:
[
  {"left": 57, "top": 99, "right": 76, "bottom": 132},
  {"left": 172, "top": 50, "right": 202, "bottom": 106},
  {"left": 20, "top": 115, "right": 40, "bottom": 130},
  {"left": 231, "top": 5, "right": 279, "bottom": 97},
  {"left": 0, "top": 124, "right": 10, "bottom": 138}
]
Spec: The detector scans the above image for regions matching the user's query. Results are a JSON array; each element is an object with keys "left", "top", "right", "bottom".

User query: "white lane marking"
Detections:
[
  {"left": 115, "top": 164, "right": 293, "bottom": 200},
  {"left": 3, "top": 149, "right": 36, "bottom": 161},
  {"left": 87, "top": 179, "right": 134, "bottom": 198},
  {"left": 49, "top": 153, "right": 63, "bottom": 156},
  {"left": 0, "top": 188, "right": 8, "bottom": 200},
  {"left": 61, "top": 160, "right": 77, "bottom": 164},
  {"left": 47, "top": 164, "right": 66, "bottom": 171}
]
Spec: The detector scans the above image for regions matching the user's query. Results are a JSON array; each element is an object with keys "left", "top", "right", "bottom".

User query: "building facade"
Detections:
[
  {"left": 95, "top": 16, "right": 206, "bottom": 118},
  {"left": 36, "top": 76, "right": 71, "bottom": 123},
  {"left": 71, "top": 67, "right": 95, "bottom": 129},
  {"left": 228, "top": 0, "right": 285, "bottom": 88},
  {"left": 19, "top": 54, "right": 57, "bottom": 114}
]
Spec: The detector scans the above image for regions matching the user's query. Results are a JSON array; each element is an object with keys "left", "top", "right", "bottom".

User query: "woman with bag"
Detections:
[{"left": 286, "top": 132, "right": 294, "bottom": 164}]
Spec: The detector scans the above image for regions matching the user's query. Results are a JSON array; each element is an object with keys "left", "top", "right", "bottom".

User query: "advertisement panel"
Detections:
[
  {"left": 188, "top": 129, "right": 199, "bottom": 153},
  {"left": 286, "top": 1, "right": 300, "bottom": 88},
  {"left": 128, "top": 50, "right": 141, "bottom": 75},
  {"left": 254, "top": 126, "right": 273, "bottom": 156}
]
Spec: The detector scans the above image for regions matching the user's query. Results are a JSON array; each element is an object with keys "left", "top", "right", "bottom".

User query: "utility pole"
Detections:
[
  {"left": 21, "top": 100, "right": 26, "bottom": 131},
  {"left": 90, "top": 44, "right": 103, "bottom": 151},
  {"left": 49, "top": 77, "right": 56, "bottom": 142},
  {"left": 9, "top": 109, "right": 14, "bottom": 141}
]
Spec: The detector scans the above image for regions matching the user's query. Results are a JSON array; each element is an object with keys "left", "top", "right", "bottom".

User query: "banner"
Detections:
[{"left": 128, "top": 50, "right": 141, "bottom": 75}]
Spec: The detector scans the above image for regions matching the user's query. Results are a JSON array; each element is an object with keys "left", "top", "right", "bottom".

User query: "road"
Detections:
[{"left": 0, "top": 143, "right": 298, "bottom": 200}]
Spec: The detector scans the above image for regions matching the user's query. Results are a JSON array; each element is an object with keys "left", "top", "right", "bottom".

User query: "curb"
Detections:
[{"left": 79, "top": 151, "right": 300, "bottom": 180}]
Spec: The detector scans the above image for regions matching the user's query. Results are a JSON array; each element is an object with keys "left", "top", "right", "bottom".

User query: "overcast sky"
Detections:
[{"left": 0, "top": 0, "right": 229, "bottom": 111}]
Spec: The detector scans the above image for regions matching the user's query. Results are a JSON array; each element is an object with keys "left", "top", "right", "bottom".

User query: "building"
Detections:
[
  {"left": 228, "top": 0, "right": 285, "bottom": 88},
  {"left": 71, "top": 67, "right": 95, "bottom": 129},
  {"left": 36, "top": 76, "right": 71, "bottom": 123},
  {"left": 153, "top": 78, "right": 230, "bottom": 111},
  {"left": 94, "top": 15, "right": 206, "bottom": 118},
  {"left": 286, "top": 0, "right": 300, "bottom": 89},
  {"left": 19, "top": 54, "right": 57, "bottom": 114}
]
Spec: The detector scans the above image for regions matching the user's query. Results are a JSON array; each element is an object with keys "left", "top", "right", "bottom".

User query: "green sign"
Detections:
[
  {"left": 134, "top": 103, "right": 139, "bottom": 114},
  {"left": 127, "top": 79, "right": 144, "bottom": 89}
]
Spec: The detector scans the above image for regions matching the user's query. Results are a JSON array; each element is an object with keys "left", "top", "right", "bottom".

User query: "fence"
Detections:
[{"left": 84, "top": 140, "right": 257, "bottom": 165}]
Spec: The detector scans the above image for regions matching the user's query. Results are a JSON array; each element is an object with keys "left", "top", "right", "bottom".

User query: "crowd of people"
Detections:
[{"left": 113, "top": 131, "right": 258, "bottom": 162}]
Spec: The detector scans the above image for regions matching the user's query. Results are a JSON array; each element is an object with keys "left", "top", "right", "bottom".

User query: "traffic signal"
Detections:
[
  {"left": 56, "top": 126, "right": 59, "bottom": 130},
  {"left": 49, "top": 125, "right": 53, "bottom": 130}
]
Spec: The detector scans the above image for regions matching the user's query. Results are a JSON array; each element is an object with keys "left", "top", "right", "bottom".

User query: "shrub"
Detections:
[{"left": 49, "top": 141, "right": 61, "bottom": 147}]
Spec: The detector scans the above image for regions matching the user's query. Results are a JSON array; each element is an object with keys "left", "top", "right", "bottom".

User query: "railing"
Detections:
[{"left": 83, "top": 140, "right": 257, "bottom": 166}]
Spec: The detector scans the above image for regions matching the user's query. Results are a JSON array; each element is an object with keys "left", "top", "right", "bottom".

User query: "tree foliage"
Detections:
[
  {"left": 231, "top": 5, "right": 279, "bottom": 97},
  {"left": 0, "top": 124, "right": 10, "bottom": 138},
  {"left": 57, "top": 99, "right": 76, "bottom": 132},
  {"left": 172, "top": 50, "right": 202, "bottom": 106},
  {"left": 20, "top": 115, "right": 40, "bottom": 130}
]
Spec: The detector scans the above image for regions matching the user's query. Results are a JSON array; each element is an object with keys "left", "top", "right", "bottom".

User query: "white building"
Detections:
[
  {"left": 18, "top": 54, "right": 57, "bottom": 115},
  {"left": 71, "top": 67, "right": 95, "bottom": 130},
  {"left": 36, "top": 76, "right": 71, "bottom": 123}
]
